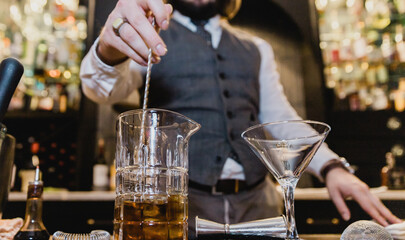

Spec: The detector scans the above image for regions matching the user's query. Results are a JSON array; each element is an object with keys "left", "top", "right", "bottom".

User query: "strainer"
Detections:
[
  {"left": 341, "top": 220, "right": 392, "bottom": 240},
  {"left": 52, "top": 230, "right": 110, "bottom": 240}
]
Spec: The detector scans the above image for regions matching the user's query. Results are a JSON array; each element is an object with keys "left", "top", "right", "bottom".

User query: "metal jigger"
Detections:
[{"left": 195, "top": 215, "right": 287, "bottom": 238}]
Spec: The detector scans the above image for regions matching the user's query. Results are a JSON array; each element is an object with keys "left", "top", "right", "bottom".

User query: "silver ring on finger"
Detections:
[{"left": 112, "top": 17, "right": 128, "bottom": 37}]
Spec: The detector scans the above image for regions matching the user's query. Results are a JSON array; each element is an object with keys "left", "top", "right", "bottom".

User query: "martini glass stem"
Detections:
[{"left": 282, "top": 179, "right": 299, "bottom": 239}]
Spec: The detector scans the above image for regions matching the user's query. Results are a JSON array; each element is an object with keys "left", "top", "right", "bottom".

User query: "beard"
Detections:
[{"left": 170, "top": 0, "right": 219, "bottom": 20}]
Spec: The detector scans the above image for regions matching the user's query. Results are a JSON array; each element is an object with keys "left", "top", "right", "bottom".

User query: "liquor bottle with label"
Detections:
[{"left": 14, "top": 166, "right": 50, "bottom": 240}]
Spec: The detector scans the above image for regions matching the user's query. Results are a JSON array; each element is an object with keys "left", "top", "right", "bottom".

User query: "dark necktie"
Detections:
[{"left": 191, "top": 19, "right": 212, "bottom": 46}]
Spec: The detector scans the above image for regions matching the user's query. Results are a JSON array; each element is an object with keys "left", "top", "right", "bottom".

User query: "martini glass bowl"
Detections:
[{"left": 241, "top": 120, "right": 331, "bottom": 239}]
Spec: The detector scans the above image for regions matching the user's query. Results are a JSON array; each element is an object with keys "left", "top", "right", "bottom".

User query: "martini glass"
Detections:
[{"left": 241, "top": 120, "right": 331, "bottom": 239}]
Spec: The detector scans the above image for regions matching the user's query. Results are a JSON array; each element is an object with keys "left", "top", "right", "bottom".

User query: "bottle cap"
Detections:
[{"left": 29, "top": 166, "right": 43, "bottom": 186}]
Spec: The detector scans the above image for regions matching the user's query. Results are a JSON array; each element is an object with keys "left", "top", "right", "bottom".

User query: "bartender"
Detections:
[{"left": 79, "top": 0, "right": 401, "bottom": 237}]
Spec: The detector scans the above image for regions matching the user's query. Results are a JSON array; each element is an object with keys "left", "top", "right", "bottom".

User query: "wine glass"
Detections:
[{"left": 241, "top": 120, "right": 331, "bottom": 239}]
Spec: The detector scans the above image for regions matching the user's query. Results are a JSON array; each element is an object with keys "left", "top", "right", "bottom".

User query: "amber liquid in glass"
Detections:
[{"left": 114, "top": 195, "right": 187, "bottom": 240}]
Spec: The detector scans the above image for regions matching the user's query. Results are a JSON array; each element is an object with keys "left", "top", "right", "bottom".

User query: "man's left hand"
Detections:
[{"left": 325, "top": 167, "right": 402, "bottom": 226}]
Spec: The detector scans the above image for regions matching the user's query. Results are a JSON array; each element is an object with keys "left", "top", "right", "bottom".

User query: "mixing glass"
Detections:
[{"left": 114, "top": 108, "right": 200, "bottom": 240}]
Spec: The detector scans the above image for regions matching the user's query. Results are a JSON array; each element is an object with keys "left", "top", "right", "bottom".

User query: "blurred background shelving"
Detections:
[
  {"left": 315, "top": 0, "right": 405, "bottom": 188},
  {"left": 0, "top": 0, "right": 97, "bottom": 191}
]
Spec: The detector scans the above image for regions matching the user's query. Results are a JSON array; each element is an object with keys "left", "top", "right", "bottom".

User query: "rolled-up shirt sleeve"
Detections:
[
  {"left": 80, "top": 38, "right": 144, "bottom": 104},
  {"left": 253, "top": 36, "right": 340, "bottom": 180}
]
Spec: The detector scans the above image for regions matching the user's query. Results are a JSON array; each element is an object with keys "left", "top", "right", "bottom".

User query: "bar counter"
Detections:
[
  {"left": 8, "top": 190, "right": 116, "bottom": 201},
  {"left": 4, "top": 187, "right": 404, "bottom": 238},
  {"left": 7, "top": 186, "right": 404, "bottom": 201}
]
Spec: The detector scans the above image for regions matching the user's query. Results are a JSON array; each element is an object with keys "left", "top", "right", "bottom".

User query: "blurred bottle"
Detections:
[
  {"left": 381, "top": 152, "right": 395, "bottom": 186},
  {"left": 381, "top": 152, "right": 405, "bottom": 189},
  {"left": 92, "top": 138, "right": 109, "bottom": 191},
  {"left": 33, "top": 40, "right": 47, "bottom": 78},
  {"left": 14, "top": 166, "right": 50, "bottom": 240},
  {"left": 59, "top": 84, "right": 67, "bottom": 113},
  {"left": 109, "top": 159, "right": 116, "bottom": 191},
  {"left": 394, "top": 24, "right": 405, "bottom": 62},
  {"left": 19, "top": 140, "right": 40, "bottom": 192},
  {"left": 394, "top": 78, "right": 405, "bottom": 112}
]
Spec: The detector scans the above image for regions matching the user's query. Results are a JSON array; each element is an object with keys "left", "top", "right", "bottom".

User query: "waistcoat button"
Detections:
[
  {"left": 217, "top": 54, "right": 224, "bottom": 61},
  {"left": 223, "top": 90, "right": 230, "bottom": 98},
  {"left": 219, "top": 72, "right": 226, "bottom": 80},
  {"left": 227, "top": 111, "right": 233, "bottom": 119}
]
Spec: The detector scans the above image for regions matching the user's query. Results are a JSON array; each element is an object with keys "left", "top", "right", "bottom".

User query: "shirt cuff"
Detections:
[
  {"left": 307, "top": 143, "right": 340, "bottom": 181},
  {"left": 89, "top": 38, "right": 131, "bottom": 96},
  {"left": 91, "top": 37, "right": 131, "bottom": 74}
]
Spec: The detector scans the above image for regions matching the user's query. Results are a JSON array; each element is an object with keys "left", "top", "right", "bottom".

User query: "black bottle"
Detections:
[{"left": 14, "top": 166, "right": 50, "bottom": 240}]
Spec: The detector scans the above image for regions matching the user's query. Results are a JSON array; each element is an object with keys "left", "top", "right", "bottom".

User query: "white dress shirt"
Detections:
[{"left": 80, "top": 11, "right": 340, "bottom": 181}]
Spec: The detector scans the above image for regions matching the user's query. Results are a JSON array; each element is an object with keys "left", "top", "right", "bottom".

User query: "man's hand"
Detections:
[
  {"left": 325, "top": 167, "right": 402, "bottom": 226},
  {"left": 97, "top": 0, "right": 173, "bottom": 66}
]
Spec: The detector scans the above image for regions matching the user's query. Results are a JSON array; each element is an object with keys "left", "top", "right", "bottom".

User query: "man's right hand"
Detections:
[{"left": 97, "top": 0, "right": 173, "bottom": 66}]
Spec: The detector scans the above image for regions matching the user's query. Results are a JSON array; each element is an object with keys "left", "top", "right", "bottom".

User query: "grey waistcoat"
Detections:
[{"left": 148, "top": 20, "right": 268, "bottom": 186}]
